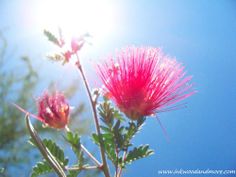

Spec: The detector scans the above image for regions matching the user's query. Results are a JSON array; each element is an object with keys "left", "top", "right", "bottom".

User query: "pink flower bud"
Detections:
[
  {"left": 37, "top": 91, "right": 70, "bottom": 129},
  {"left": 71, "top": 38, "right": 84, "bottom": 53},
  {"left": 63, "top": 50, "right": 72, "bottom": 62}
]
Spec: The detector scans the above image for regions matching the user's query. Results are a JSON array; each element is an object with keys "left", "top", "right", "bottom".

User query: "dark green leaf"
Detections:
[
  {"left": 122, "top": 119, "right": 146, "bottom": 150},
  {"left": 124, "top": 145, "right": 154, "bottom": 165},
  {"left": 91, "top": 133, "right": 100, "bottom": 145},
  {"left": 67, "top": 170, "right": 81, "bottom": 177},
  {"left": 42, "top": 139, "right": 68, "bottom": 166},
  {"left": 98, "top": 98, "right": 125, "bottom": 127},
  {"left": 65, "top": 132, "right": 80, "bottom": 146},
  {"left": 64, "top": 131, "right": 83, "bottom": 165},
  {"left": 104, "top": 143, "right": 116, "bottom": 164},
  {"left": 31, "top": 161, "right": 53, "bottom": 177},
  {"left": 100, "top": 126, "right": 112, "bottom": 133},
  {"left": 92, "top": 133, "right": 117, "bottom": 164},
  {"left": 113, "top": 120, "right": 125, "bottom": 149}
]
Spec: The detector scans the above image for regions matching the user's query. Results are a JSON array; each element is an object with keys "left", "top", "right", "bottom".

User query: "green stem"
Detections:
[
  {"left": 115, "top": 147, "right": 119, "bottom": 177},
  {"left": 65, "top": 126, "right": 102, "bottom": 167},
  {"left": 117, "top": 150, "right": 127, "bottom": 177},
  {"left": 67, "top": 165, "right": 99, "bottom": 171},
  {"left": 81, "top": 144, "right": 102, "bottom": 167},
  {"left": 25, "top": 115, "right": 66, "bottom": 177},
  {"left": 75, "top": 53, "right": 111, "bottom": 177}
]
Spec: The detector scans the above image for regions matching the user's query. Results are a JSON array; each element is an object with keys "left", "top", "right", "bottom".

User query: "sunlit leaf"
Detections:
[
  {"left": 44, "top": 30, "right": 60, "bottom": 46},
  {"left": 47, "top": 53, "right": 65, "bottom": 62}
]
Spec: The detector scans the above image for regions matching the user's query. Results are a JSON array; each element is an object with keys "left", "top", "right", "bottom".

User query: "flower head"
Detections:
[
  {"left": 97, "top": 47, "right": 194, "bottom": 120},
  {"left": 37, "top": 91, "right": 70, "bottom": 129}
]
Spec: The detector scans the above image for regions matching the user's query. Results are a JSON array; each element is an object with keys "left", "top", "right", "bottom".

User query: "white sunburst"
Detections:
[{"left": 33, "top": 0, "right": 116, "bottom": 44}]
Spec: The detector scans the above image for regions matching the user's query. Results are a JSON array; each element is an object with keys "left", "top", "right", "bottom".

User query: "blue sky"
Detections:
[{"left": 1, "top": 0, "right": 236, "bottom": 177}]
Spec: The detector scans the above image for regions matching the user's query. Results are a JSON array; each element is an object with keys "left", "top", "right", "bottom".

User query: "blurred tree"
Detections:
[
  {"left": 0, "top": 30, "right": 38, "bottom": 176},
  {"left": 0, "top": 31, "right": 98, "bottom": 177}
]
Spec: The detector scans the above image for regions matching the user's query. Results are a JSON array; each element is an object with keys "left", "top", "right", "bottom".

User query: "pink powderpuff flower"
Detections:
[
  {"left": 97, "top": 47, "right": 194, "bottom": 120},
  {"left": 14, "top": 91, "right": 70, "bottom": 129}
]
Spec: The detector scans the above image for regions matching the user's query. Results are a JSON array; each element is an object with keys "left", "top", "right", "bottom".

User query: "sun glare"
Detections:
[{"left": 34, "top": 0, "right": 116, "bottom": 43}]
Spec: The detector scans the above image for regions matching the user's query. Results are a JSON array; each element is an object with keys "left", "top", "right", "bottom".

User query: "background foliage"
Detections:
[{"left": 0, "top": 30, "right": 96, "bottom": 177}]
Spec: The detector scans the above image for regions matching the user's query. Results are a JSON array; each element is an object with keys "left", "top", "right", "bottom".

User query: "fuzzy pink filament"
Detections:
[{"left": 98, "top": 47, "right": 194, "bottom": 120}]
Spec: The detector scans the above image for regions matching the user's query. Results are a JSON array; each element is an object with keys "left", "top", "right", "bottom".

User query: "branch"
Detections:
[
  {"left": 25, "top": 115, "right": 66, "bottom": 177},
  {"left": 66, "top": 165, "right": 99, "bottom": 171},
  {"left": 75, "top": 53, "right": 110, "bottom": 177}
]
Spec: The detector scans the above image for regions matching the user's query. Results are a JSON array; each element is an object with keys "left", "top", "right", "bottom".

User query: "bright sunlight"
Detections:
[{"left": 33, "top": 0, "right": 116, "bottom": 42}]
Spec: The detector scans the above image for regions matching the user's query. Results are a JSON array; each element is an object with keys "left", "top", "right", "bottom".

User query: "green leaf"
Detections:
[
  {"left": 98, "top": 101, "right": 114, "bottom": 126},
  {"left": 100, "top": 125, "right": 112, "bottom": 133},
  {"left": 123, "top": 118, "right": 146, "bottom": 150},
  {"left": 67, "top": 170, "right": 81, "bottom": 177},
  {"left": 64, "top": 131, "right": 84, "bottom": 165},
  {"left": 98, "top": 99, "right": 125, "bottom": 127},
  {"left": 44, "top": 30, "right": 60, "bottom": 46},
  {"left": 124, "top": 145, "right": 154, "bottom": 165},
  {"left": 104, "top": 142, "right": 116, "bottom": 164},
  {"left": 47, "top": 53, "right": 65, "bottom": 62},
  {"left": 31, "top": 161, "right": 53, "bottom": 177},
  {"left": 42, "top": 139, "right": 68, "bottom": 166},
  {"left": 113, "top": 120, "right": 125, "bottom": 150},
  {"left": 113, "top": 109, "right": 125, "bottom": 122},
  {"left": 92, "top": 132, "right": 117, "bottom": 164},
  {"left": 91, "top": 133, "right": 100, "bottom": 145},
  {"left": 65, "top": 131, "right": 80, "bottom": 147}
]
